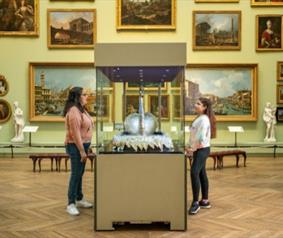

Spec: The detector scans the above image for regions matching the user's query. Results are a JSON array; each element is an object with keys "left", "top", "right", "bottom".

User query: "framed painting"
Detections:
[
  {"left": 0, "top": 0, "right": 39, "bottom": 36},
  {"left": 126, "top": 82, "right": 167, "bottom": 91},
  {"left": 256, "top": 15, "right": 283, "bottom": 51},
  {"left": 195, "top": 0, "right": 238, "bottom": 2},
  {"left": 172, "top": 94, "right": 181, "bottom": 119},
  {"left": 29, "top": 62, "right": 97, "bottom": 122},
  {"left": 47, "top": 9, "right": 96, "bottom": 48},
  {"left": 148, "top": 95, "right": 170, "bottom": 120},
  {"left": 277, "top": 84, "right": 283, "bottom": 104},
  {"left": 116, "top": 0, "right": 176, "bottom": 30},
  {"left": 251, "top": 0, "right": 283, "bottom": 6},
  {"left": 0, "top": 99, "right": 12, "bottom": 123},
  {"left": 277, "top": 62, "right": 283, "bottom": 81},
  {"left": 185, "top": 64, "right": 258, "bottom": 122},
  {"left": 193, "top": 11, "right": 241, "bottom": 50},
  {"left": 124, "top": 95, "right": 139, "bottom": 117},
  {"left": 0, "top": 74, "right": 9, "bottom": 97},
  {"left": 276, "top": 107, "right": 283, "bottom": 122},
  {"left": 91, "top": 94, "right": 111, "bottom": 121}
]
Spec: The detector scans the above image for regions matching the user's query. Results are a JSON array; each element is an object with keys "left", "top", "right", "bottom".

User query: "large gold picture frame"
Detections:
[
  {"left": 185, "top": 64, "right": 258, "bottom": 122},
  {"left": 47, "top": 9, "right": 96, "bottom": 49},
  {"left": 0, "top": 0, "right": 39, "bottom": 36},
  {"left": 29, "top": 62, "right": 100, "bottom": 122},
  {"left": 251, "top": 0, "right": 283, "bottom": 7},
  {"left": 256, "top": 15, "right": 283, "bottom": 51},
  {"left": 116, "top": 0, "right": 176, "bottom": 30},
  {"left": 192, "top": 11, "right": 241, "bottom": 51}
]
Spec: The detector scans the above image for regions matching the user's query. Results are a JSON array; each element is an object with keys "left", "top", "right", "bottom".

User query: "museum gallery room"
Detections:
[{"left": 0, "top": 0, "right": 283, "bottom": 237}]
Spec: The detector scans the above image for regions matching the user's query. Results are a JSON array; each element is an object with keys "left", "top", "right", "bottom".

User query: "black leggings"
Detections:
[{"left": 190, "top": 147, "right": 210, "bottom": 202}]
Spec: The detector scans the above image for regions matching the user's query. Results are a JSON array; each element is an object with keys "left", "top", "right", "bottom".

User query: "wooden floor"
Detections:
[{"left": 0, "top": 156, "right": 282, "bottom": 238}]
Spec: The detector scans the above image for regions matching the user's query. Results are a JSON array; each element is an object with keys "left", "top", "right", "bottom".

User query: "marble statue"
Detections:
[
  {"left": 263, "top": 102, "right": 276, "bottom": 142},
  {"left": 11, "top": 101, "right": 25, "bottom": 143}
]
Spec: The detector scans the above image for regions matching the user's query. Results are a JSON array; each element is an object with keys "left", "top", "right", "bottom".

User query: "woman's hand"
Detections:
[
  {"left": 80, "top": 151, "right": 88, "bottom": 162},
  {"left": 185, "top": 147, "right": 194, "bottom": 157}
]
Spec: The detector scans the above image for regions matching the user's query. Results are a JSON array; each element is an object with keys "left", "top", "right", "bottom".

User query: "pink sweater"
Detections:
[{"left": 64, "top": 106, "right": 93, "bottom": 152}]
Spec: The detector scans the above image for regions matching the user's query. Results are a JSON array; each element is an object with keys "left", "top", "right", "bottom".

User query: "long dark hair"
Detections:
[
  {"left": 63, "top": 87, "right": 84, "bottom": 117},
  {"left": 199, "top": 97, "right": 217, "bottom": 138}
]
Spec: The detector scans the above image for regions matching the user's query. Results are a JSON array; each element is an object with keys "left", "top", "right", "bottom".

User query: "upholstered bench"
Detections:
[
  {"left": 186, "top": 150, "right": 247, "bottom": 170},
  {"left": 29, "top": 153, "right": 96, "bottom": 172}
]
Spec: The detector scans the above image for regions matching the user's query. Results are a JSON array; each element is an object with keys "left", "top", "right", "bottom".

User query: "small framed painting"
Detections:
[
  {"left": 277, "top": 62, "right": 283, "bottom": 81},
  {"left": 276, "top": 107, "right": 283, "bottom": 122},
  {"left": 277, "top": 84, "right": 283, "bottom": 104},
  {"left": 0, "top": 75, "right": 9, "bottom": 97},
  {"left": 47, "top": 9, "right": 96, "bottom": 48},
  {"left": 0, "top": 99, "right": 12, "bottom": 123},
  {"left": 148, "top": 95, "right": 170, "bottom": 120}
]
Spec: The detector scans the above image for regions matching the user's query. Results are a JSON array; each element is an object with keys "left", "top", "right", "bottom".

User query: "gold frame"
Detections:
[
  {"left": 278, "top": 62, "right": 283, "bottom": 81},
  {"left": 0, "top": 0, "right": 39, "bottom": 36},
  {"left": 29, "top": 62, "right": 98, "bottom": 122},
  {"left": 116, "top": 0, "right": 176, "bottom": 30},
  {"left": 0, "top": 99, "right": 12, "bottom": 123},
  {"left": 148, "top": 95, "right": 170, "bottom": 120},
  {"left": 172, "top": 94, "right": 181, "bottom": 119},
  {"left": 192, "top": 11, "right": 241, "bottom": 51},
  {"left": 251, "top": 0, "right": 283, "bottom": 7},
  {"left": 277, "top": 84, "right": 283, "bottom": 104},
  {"left": 124, "top": 94, "right": 140, "bottom": 118},
  {"left": 0, "top": 74, "right": 9, "bottom": 97},
  {"left": 195, "top": 0, "right": 238, "bottom": 2},
  {"left": 47, "top": 9, "right": 96, "bottom": 49},
  {"left": 256, "top": 15, "right": 283, "bottom": 51},
  {"left": 185, "top": 64, "right": 258, "bottom": 122}
]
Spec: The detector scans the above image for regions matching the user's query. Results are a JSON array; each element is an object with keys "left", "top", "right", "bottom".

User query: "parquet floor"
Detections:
[{"left": 0, "top": 156, "right": 282, "bottom": 238}]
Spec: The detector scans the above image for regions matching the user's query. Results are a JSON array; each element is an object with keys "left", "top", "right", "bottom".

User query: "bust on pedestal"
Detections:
[
  {"left": 11, "top": 101, "right": 25, "bottom": 143},
  {"left": 263, "top": 102, "right": 276, "bottom": 142}
]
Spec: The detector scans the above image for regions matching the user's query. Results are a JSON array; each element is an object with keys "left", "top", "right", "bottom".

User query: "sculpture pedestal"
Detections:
[{"left": 95, "top": 153, "right": 187, "bottom": 231}]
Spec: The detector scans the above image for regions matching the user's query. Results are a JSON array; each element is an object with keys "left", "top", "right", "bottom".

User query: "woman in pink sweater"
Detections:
[{"left": 63, "top": 87, "right": 94, "bottom": 216}]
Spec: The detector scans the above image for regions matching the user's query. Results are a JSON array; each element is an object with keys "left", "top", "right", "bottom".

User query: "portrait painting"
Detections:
[
  {"left": 251, "top": 0, "right": 283, "bottom": 6},
  {"left": 29, "top": 62, "right": 97, "bottom": 122},
  {"left": 256, "top": 15, "right": 282, "bottom": 51},
  {"left": 277, "top": 62, "right": 283, "bottom": 81},
  {"left": 193, "top": 11, "right": 241, "bottom": 50},
  {"left": 47, "top": 9, "right": 96, "bottom": 48},
  {"left": 277, "top": 84, "right": 283, "bottom": 104},
  {"left": 0, "top": 74, "right": 9, "bottom": 96},
  {"left": 276, "top": 107, "right": 283, "bottom": 122},
  {"left": 0, "top": 99, "right": 12, "bottom": 123},
  {"left": 125, "top": 95, "right": 139, "bottom": 117},
  {"left": 116, "top": 0, "right": 176, "bottom": 30},
  {"left": 185, "top": 64, "right": 258, "bottom": 122},
  {"left": 0, "top": 0, "right": 39, "bottom": 36},
  {"left": 148, "top": 95, "right": 170, "bottom": 120}
]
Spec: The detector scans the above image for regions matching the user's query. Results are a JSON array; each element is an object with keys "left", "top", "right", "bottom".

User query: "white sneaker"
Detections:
[
  {"left": 66, "top": 203, "right": 80, "bottom": 216},
  {"left": 76, "top": 199, "right": 93, "bottom": 208}
]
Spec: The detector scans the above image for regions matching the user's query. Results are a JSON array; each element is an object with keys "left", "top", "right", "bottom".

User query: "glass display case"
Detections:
[
  {"left": 95, "top": 66, "right": 185, "bottom": 154},
  {"left": 94, "top": 43, "right": 187, "bottom": 231}
]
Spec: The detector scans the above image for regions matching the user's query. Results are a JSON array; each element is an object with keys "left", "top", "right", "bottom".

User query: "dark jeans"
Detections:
[
  {"left": 66, "top": 143, "right": 90, "bottom": 205},
  {"left": 190, "top": 147, "right": 210, "bottom": 202}
]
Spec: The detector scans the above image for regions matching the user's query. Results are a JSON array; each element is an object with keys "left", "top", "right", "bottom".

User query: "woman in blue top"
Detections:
[{"left": 186, "top": 98, "right": 216, "bottom": 215}]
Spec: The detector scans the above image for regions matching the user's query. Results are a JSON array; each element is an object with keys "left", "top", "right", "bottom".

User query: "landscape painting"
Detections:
[
  {"left": 185, "top": 64, "right": 258, "bottom": 121},
  {"left": 193, "top": 11, "right": 241, "bottom": 50},
  {"left": 48, "top": 9, "right": 96, "bottom": 48},
  {"left": 29, "top": 62, "right": 96, "bottom": 122},
  {"left": 117, "top": 0, "right": 176, "bottom": 30}
]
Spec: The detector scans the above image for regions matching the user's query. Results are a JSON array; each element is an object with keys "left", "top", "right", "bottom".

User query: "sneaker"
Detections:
[
  {"left": 188, "top": 202, "right": 200, "bottom": 215},
  {"left": 76, "top": 199, "right": 93, "bottom": 208},
  {"left": 199, "top": 200, "right": 211, "bottom": 209},
  {"left": 66, "top": 203, "right": 80, "bottom": 216}
]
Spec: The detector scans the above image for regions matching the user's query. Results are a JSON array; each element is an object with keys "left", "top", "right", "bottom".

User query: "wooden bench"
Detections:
[
  {"left": 186, "top": 150, "right": 247, "bottom": 170},
  {"left": 29, "top": 153, "right": 96, "bottom": 172}
]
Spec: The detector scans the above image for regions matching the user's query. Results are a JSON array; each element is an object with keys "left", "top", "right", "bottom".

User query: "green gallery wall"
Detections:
[{"left": 0, "top": 0, "right": 283, "bottom": 153}]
